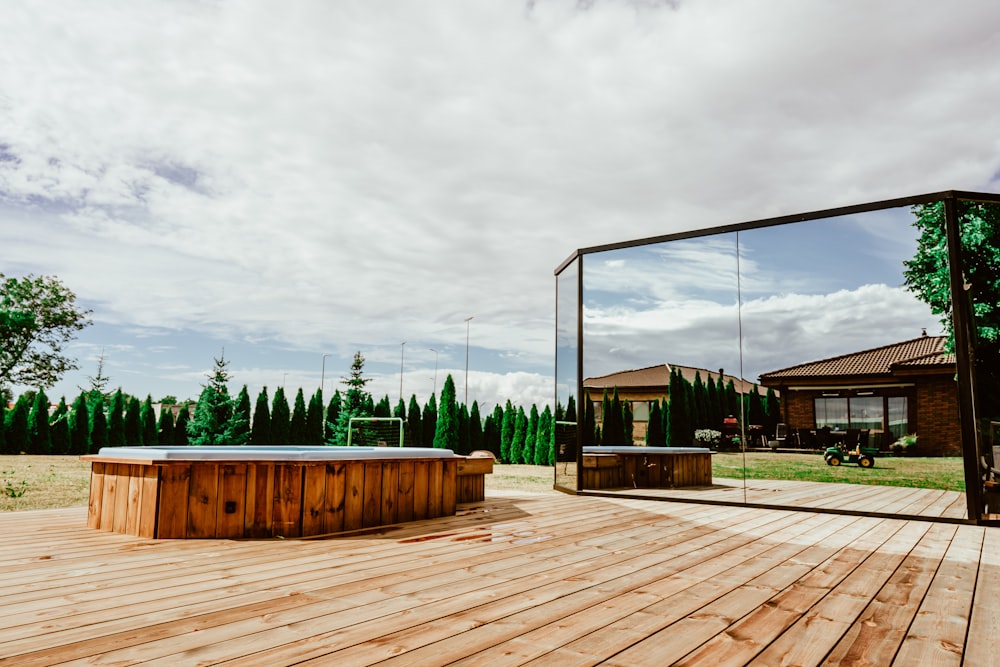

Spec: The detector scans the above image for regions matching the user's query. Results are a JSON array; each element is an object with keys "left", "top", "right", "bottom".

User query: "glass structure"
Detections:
[{"left": 554, "top": 190, "right": 1000, "bottom": 524}]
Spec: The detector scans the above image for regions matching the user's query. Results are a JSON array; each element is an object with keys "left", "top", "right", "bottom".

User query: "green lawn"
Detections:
[{"left": 712, "top": 452, "right": 966, "bottom": 492}]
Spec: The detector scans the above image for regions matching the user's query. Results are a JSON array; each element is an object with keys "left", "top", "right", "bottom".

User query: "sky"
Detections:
[{"left": 2, "top": 0, "right": 1000, "bottom": 414}]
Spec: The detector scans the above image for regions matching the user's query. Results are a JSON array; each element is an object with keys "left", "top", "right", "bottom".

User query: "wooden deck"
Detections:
[
  {"left": 587, "top": 477, "right": 970, "bottom": 522},
  {"left": 1, "top": 490, "right": 997, "bottom": 665}
]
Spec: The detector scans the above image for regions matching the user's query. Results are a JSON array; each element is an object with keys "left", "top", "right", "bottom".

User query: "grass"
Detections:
[
  {"left": 0, "top": 456, "right": 94, "bottom": 512},
  {"left": 0, "top": 453, "right": 964, "bottom": 512},
  {"left": 712, "top": 451, "right": 966, "bottom": 492}
]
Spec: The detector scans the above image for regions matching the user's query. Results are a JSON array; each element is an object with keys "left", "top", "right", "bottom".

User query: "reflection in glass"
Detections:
[
  {"left": 743, "top": 207, "right": 956, "bottom": 511},
  {"left": 952, "top": 199, "right": 1000, "bottom": 519},
  {"left": 554, "top": 257, "right": 579, "bottom": 492}
]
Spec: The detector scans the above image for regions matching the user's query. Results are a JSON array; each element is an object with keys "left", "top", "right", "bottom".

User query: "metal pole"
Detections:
[
  {"left": 399, "top": 341, "right": 406, "bottom": 404},
  {"left": 464, "top": 316, "right": 473, "bottom": 406},
  {"left": 430, "top": 348, "right": 438, "bottom": 396},
  {"left": 320, "top": 353, "right": 330, "bottom": 393}
]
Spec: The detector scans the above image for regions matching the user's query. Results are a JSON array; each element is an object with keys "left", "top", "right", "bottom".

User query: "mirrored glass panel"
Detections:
[
  {"left": 738, "top": 205, "right": 965, "bottom": 518},
  {"left": 580, "top": 235, "right": 742, "bottom": 494},
  {"left": 554, "top": 257, "right": 579, "bottom": 492},
  {"left": 956, "top": 198, "right": 1000, "bottom": 521}
]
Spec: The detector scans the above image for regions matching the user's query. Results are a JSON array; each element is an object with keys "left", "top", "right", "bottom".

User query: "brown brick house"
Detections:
[{"left": 758, "top": 334, "right": 960, "bottom": 455}]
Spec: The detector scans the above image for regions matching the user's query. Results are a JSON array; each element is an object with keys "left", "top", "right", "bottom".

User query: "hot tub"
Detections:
[
  {"left": 581, "top": 446, "right": 712, "bottom": 489},
  {"left": 83, "top": 446, "right": 490, "bottom": 539}
]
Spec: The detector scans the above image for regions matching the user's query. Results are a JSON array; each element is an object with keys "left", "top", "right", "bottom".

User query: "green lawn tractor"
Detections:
[{"left": 824, "top": 443, "right": 877, "bottom": 468}]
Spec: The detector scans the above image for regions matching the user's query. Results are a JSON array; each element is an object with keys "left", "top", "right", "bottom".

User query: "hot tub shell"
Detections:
[{"left": 83, "top": 446, "right": 491, "bottom": 539}]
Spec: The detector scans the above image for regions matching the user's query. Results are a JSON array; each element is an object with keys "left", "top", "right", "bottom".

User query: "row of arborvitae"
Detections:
[
  {"left": 584, "top": 368, "right": 781, "bottom": 448},
  {"left": 0, "top": 352, "right": 563, "bottom": 464}
]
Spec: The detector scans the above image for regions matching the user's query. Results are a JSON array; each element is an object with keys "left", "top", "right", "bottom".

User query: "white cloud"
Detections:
[{"left": 2, "top": 0, "right": 998, "bottom": 408}]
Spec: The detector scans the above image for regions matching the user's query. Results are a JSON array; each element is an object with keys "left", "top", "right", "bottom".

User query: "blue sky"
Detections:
[{"left": 2, "top": 1, "right": 999, "bottom": 412}]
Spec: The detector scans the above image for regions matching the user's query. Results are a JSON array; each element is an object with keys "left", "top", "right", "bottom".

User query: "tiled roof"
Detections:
[
  {"left": 584, "top": 364, "right": 761, "bottom": 394},
  {"left": 759, "top": 335, "right": 954, "bottom": 380}
]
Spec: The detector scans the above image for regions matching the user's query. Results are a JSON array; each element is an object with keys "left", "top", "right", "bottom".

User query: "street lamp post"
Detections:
[
  {"left": 320, "top": 353, "right": 330, "bottom": 394},
  {"left": 399, "top": 341, "right": 406, "bottom": 404},
  {"left": 429, "top": 348, "right": 438, "bottom": 397},
  {"left": 464, "top": 316, "right": 473, "bottom": 406}
]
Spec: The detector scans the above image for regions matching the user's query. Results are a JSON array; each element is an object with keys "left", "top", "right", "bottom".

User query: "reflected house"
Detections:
[
  {"left": 758, "top": 333, "right": 960, "bottom": 455},
  {"left": 584, "top": 364, "right": 763, "bottom": 442}
]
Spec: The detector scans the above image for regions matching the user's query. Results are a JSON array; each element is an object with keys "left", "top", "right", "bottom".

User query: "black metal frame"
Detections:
[{"left": 554, "top": 189, "right": 1000, "bottom": 523}]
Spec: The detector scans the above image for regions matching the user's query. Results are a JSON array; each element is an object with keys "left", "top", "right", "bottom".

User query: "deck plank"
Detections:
[{"left": 0, "top": 487, "right": 995, "bottom": 666}]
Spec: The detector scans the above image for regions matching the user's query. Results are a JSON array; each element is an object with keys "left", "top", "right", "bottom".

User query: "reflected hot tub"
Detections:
[
  {"left": 83, "top": 445, "right": 486, "bottom": 539},
  {"left": 581, "top": 446, "right": 713, "bottom": 489}
]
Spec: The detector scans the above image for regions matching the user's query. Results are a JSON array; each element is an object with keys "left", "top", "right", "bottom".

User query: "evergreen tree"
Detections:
[
  {"left": 469, "top": 400, "right": 484, "bottom": 453},
  {"left": 500, "top": 400, "right": 515, "bottom": 463},
  {"left": 330, "top": 352, "right": 374, "bottom": 446},
  {"left": 0, "top": 403, "right": 5, "bottom": 454},
  {"left": 406, "top": 394, "right": 422, "bottom": 448},
  {"left": 124, "top": 396, "right": 141, "bottom": 445},
  {"left": 624, "top": 401, "right": 634, "bottom": 444},
  {"left": 432, "top": 375, "right": 460, "bottom": 450},
  {"left": 187, "top": 352, "right": 242, "bottom": 446},
  {"left": 270, "top": 386, "right": 291, "bottom": 444},
  {"left": 28, "top": 389, "right": 51, "bottom": 454},
  {"left": 173, "top": 405, "right": 190, "bottom": 445},
  {"left": 421, "top": 394, "right": 437, "bottom": 450},
  {"left": 374, "top": 395, "right": 391, "bottom": 418},
  {"left": 668, "top": 369, "right": 691, "bottom": 446},
  {"left": 565, "top": 395, "right": 577, "bottom": 423},
  {"left": 525, "top": 404, "right": 539, "bottom": 465},
  {"left": 290, "top": 388, "right": 308, "bottom": 444},
  {"left": 251, "top": 387, "right": 271, "bottom": 445},
  {"left": 325, "top": 390, "right": 342, "bottom": 443},
  {"left": 646, "top": 400, "right": 665, "bottom": 446},
  {"left": 393, "top": 398, "right": 406, "bottom": 421},
  {"left": 90, "top": 397, "right": 108, "bottom": 452},
  {"left": 747, "top": 385, "right": 765, "bottom": 428},
  {"left": 706, "top": 377, "right": 721, "bottom": 429},
  {"left": 693, "top": 372, "right": 708, "bottom": 430},
  {"left": 603, "top": 388, "right": 625, "bottom": 446},
  {"left": 511, "top": 406, "right": 527, "bottom": 463},
  {"left": 583, "top": 394, "right": 597, "bottom": 447},
  {"left": 140, "top": 395, "right": 157, "bottom": 446},
  {"left": 764, "top": 387, "right": 781, "bottom": 438},
  {"left": 483, "top": 407, "right": 502, "bottom": 459},
  {"left": 108, "top": 388, "right": 126, "bottom": 446},
  {"left": 5, "top": 394, "right": 30, "bottom": 454},
  {"left": 50, "top": 397, "right": 70, "bottom": 455},
  {"left": 536, "top": 405, "right": 554, "bottom": 465},
  {"left": 68, "top": 393, "right": 89, "bottom": 455},
  {"left": 725, "top": 379, "right": 739, "bottom": 420},
  {"left": 232, "top": 386, "right": 252, "bottom": 445},
  {"left": 306, "top": 389, "right": 324, "bottom": 443},
  {"left": 456, "top": 403, "right": 470, "bottom": 454},
  {"left": 157, "top": 405, "right": 175, "bottom": 445}
]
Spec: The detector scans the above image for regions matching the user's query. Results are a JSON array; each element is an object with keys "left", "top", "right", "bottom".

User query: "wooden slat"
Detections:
[
  {"left": 272, "top": 464, "right": 303, "bottom": 538},
  {"left": 0, "top": 490, "right": 995, "bottom": 665},
  {"left": 186, "top": 463, "right": 219, "bottom": 539},
  {"left": 86, "top": 462, "right": 105, "bottom": 530},
  {"left": 397, "top": 460, "right": 415, "bottom": 523},
  {"left": 323, "top": 463, "right": 346, "bottom": 534},
  {"left": 137, "top": 466, "right": 159, "bottom": 539},
  {"left": 155, "top": 464, "right": 190, "bottom": 539},
  {"left": 343, "top": 460, "right": 365, "bottom": 531},
  {"left": 217, "top": 464, "right": 247, "bottom": 539}
]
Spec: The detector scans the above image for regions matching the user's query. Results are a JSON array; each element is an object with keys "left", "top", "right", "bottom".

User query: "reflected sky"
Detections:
[{"left": 582, "top": 206, "right": 942, "bottom": 382}]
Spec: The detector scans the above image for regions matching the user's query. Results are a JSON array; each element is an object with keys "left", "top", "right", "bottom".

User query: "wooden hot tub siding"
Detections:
[
  {"left": 85, "top": 456, "right": 491, "bottom": 539},
  {"left": 582, "top": 451, "right": 712, "bottom": 489}
]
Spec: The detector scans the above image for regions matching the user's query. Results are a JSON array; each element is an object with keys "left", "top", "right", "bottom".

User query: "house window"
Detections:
[
  {"left": 814, "top": 395, "right": 909, "bottom": 439},
  {"left": 814, "top": 398, "right": 848, "bottom": 430},
  {"left": 849, "top": 396, "right": 883, "bottom": 431},
  {"left": 632, "top": 401, "right": 650, "bottom": 421}
]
